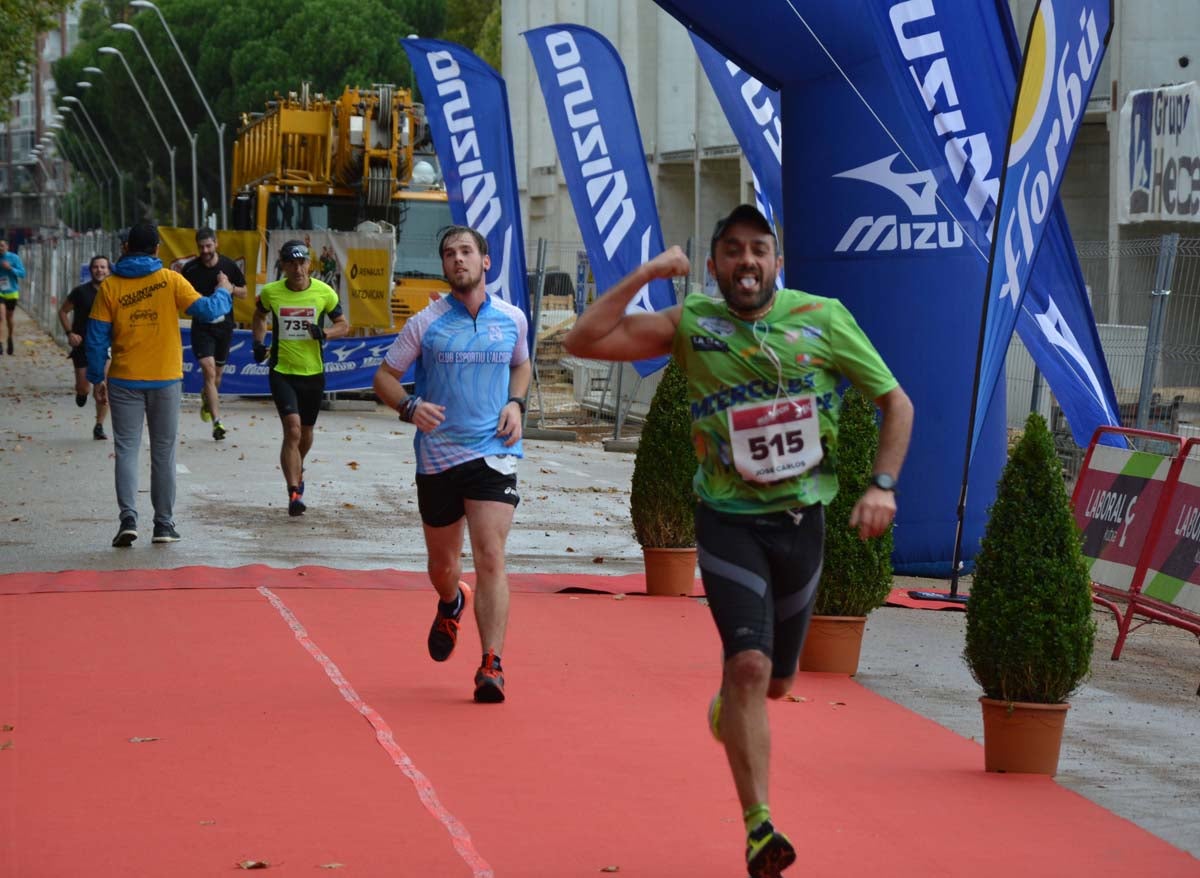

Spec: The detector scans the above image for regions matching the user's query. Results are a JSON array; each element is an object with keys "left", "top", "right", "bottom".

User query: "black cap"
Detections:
[
  {"left": 279, "top": 240, "right": 309, "bottom": 261},
  {"left": 710, "top": 204, "right": 776, "bottom": 256},
  {"left": 126, "top": 222, "right": 160, "bottom": 253}
]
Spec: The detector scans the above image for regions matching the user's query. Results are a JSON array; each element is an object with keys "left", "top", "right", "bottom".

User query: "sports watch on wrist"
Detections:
[{"left": 870, "top": 473, "right": 897, "bottom": 491}]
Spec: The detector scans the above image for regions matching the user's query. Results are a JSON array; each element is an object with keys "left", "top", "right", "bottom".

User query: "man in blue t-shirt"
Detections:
[
  {"left": 0, "top": 239, "right": 27, "bottom": 355},
  {"left": 374, "top": 225, "right": 530, "bottom": 704}
]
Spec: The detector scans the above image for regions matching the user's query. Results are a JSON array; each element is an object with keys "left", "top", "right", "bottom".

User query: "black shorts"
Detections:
[
  {"left": 416, "top": 456, "right": 520, "bottom": 527},
  {"left": 191, "top": 319, "right": 235, "bottom": 365},
  {"left": 1, "top": 298, "right": 15, "bottom": 311},
  {"left": 695, "top": 502, "right": 825, "bottom": 678},
  {"left": 68, "top": 345, "right": 108, "bottom": 369},
  {"left": 269, "top": 370, "right": 325, "bottom": 426}
]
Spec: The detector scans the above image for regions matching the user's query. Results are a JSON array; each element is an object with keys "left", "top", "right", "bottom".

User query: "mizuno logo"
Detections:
[
  {"left": 543, "top": 30, "right": 637, "bottom": 260},
  {"left": 833, "top": 155, "right": 964, "bottom": 253},
  {"left": 330, "top": 342, "right": 366, "bottom": 363}
]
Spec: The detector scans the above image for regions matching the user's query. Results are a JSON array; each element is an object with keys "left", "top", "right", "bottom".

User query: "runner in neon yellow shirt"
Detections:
[{"left": 252, "top": 239, "right": 349, "bottom": 516}]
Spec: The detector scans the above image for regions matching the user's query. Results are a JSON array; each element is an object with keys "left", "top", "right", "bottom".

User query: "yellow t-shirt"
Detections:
[{"left": 91, "top": 269, "right": 201, "bottom": 382}]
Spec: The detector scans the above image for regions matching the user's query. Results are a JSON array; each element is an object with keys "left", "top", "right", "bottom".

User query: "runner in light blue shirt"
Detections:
[
  {"left": 374, "top": 225, "right": 531, "bottom": 705},
  {"left": 0, "top": 239, "right": 27, "bottom": 355}
]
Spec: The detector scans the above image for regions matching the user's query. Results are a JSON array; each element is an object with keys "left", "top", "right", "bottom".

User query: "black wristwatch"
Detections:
[
  {"left": 870, "top": 473, "right": 897, "bottom": 492},
  {"left": 508, "top": 396, "right": 527, "bottom": 414}
]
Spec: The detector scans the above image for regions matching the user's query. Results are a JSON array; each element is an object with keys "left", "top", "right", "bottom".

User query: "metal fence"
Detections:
[{"left": 19, "top": 231, "right": 122, "bottom": 348}]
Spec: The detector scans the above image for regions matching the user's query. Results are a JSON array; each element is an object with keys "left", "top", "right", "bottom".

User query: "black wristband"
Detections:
[
  {"left": 398, "top": 396, "right": 422, "bottom": 423},
  {"left": 508, "top": 396, "right": 527, "bottom": 414}
]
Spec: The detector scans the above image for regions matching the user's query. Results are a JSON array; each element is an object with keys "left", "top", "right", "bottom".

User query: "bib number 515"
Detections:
[{"left": 749, "top": 430, "right": 805, "bottom": 461}]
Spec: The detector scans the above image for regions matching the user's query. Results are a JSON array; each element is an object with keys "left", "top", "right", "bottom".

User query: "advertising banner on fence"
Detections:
[
  {"left": 524, "top": 23, "right": 674, "bottom": 377},
  {"left": 1072, "top": 443, "right": 1172, "bottom": 591},
  {"left": 180, "top": 328, "right": 394, "bottom": 396},
  {"left": 1119, "top": 80, "right": 1200, "bottom": 224},
  {"left": 402, "top": 38, "right": 530, "bottom": 320},
  {"left": 263, "top": 230, "right": 395, "bottom": 330},
  {"left": 159, "top": 228, "right": 260, "bottom": 325},
  {"left": 1137, "top": 455, "right": 1200, "bottom": 613}
]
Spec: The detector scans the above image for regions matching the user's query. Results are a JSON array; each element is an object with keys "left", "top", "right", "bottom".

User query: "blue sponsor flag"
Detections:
[
  {"left": 402, "top": 38, "right": 529, "bottom": 321},
  {"left": 690, "top": 33, "right": 784, "bottom": 236},
  {"left": 970, "top": 0, "right": 1114, "bottom": 457},
  {"left": 865, "top": 0, "right": 1120, "bottom": 452},
  {"left": 523, "top": 24, "right": 673, "bottom": 377}
]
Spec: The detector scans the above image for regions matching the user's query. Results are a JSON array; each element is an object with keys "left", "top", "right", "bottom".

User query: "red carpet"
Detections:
[{"left": 3, "top": 570, "right": 1195, "bottom": 876}]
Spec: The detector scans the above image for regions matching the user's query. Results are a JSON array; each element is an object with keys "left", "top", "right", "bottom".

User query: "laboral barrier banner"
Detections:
[
  {"left": 1072, "top": 443, "right": 1173, "bottom": 592},
  {"left": 159, "top": 228, "right": 260, "bottom": 325},
  {"left": 1137, "top": 453, "right": 1200, "bottom": 613},
  {"left": 264, "top": 230, "right": 395, "bottom": 330},
  {"left": 1119, "top": 80, "right": 1200, "bottom": 224}
]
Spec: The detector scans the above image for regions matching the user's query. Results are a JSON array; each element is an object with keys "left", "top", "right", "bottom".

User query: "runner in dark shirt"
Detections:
[{"left": 58, "top": 255, "right": 112, "bottom": 440}]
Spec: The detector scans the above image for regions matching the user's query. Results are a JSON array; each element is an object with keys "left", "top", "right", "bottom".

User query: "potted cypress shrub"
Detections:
[
  {"left": 964, "top": 411, "right": 1095, "bottom": 775},
  {"left": 800, "top": 387, "right": 894, "bottom": 674},
  {"left": 630, "top": 359, "right": 697, "bottom": 595}
]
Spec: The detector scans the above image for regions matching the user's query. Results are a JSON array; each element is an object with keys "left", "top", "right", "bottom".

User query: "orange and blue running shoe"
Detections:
[
  {"left": 746, "top": 820, "right": 795, "bottom": 878},
  {"left": 473, "top": 649, "right": 505, "bottom": 703},
  {"left": 427, "top": 582, "right": 471, "bottom": 662}
]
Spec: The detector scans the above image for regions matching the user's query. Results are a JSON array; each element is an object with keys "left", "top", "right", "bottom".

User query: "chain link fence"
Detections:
[{"left": 19, "top": 231, "right": 121, "bottom": 347}]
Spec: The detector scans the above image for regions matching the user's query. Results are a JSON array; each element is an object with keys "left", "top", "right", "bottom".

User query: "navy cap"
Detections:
[{"left": 279, "top": 240, "right": 309, "bottom": 261}]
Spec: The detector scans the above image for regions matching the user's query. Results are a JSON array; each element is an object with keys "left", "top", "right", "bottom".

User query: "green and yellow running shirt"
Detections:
[
  {"left": 257, "top": 278, "right": 343, "bottom": 376},
  {"left": 672, "top": 288, "right": 898, "bottom": 514}
]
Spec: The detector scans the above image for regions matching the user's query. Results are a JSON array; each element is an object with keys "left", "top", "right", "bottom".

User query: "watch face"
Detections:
[{"left": 872, "top": 473, "right": 896, "bottom": 491}]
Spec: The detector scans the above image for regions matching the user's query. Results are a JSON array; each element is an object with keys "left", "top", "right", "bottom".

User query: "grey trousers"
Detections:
[{"left": 108, "top": 381, "right": 181, "bottom": 528}]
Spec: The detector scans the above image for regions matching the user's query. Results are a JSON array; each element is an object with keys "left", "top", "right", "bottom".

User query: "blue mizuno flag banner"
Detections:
[
  {"left": 402, "top": 38, "right": 529, "bottom": 320},
  {"left": 866, "top": 0, "right": 1120, "bottom": 451},
  {"left": 971, "top": 0, "right": 1113, "bottom": 457},
  {"left": 523, "top": 23, "right": 674, "bottom": 377},
  {"left": 690, "top": 33, "right": 784, "bottom": 235}
]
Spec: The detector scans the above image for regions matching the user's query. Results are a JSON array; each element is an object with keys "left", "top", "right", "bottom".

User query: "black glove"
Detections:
[
  {"left": 307, "top": 322, "right": 326, "bottom": 340},
  {"left": 253, "top": 342, "right": 269, "bottom": 363}
]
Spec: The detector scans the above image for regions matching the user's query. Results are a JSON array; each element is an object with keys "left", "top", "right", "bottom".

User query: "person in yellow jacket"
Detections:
[{"left": 87, "top": 222, "right": 231, "bottom": 548}]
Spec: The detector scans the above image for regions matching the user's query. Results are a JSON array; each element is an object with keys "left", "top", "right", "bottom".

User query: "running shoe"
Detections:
[
  {"left": 427, "top": 582, "right": 471, "bottom": 662},
  {"left": 298, "top": 469, "right": 305, "bottom": 497},
  {"left": 212, "top": 420, "right": 226, "bottom": 441},
  {"left": 152, "top": 524, "right": 181, "bottom": 543},
  {"left": 93, "top": 423, "right": 107, "bottom": 441},
  {"left": 6, "top": 338, "right": 12, "bottom": 355},
  {"left": 200, "top": 397, "right": 212, "bottom": 422},
  {"left": 708, "top": 692, "right": 723, "bottom": 742},
  {"left": 112, "top": 517, "right": 137, "bottom": 548},
  {"left": 746, "top": 821, "right": 796, "bottom": 878},
  {"left": 473, "top": 649, "right": 505, "bottom": 703},
  {"left": 288, "top": 491, "right": 306, "bottom": 517},
  {"left": 75, "top": 393, "right": 87, "bottom": 407}
]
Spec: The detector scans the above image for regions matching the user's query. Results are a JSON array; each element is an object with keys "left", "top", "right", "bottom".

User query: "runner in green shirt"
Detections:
[
  {"left": 252, "top": 240, "right": 349, "bottom": 516},
  {"left": 564, "top": 205, "right": 913, "bottom": 878}
]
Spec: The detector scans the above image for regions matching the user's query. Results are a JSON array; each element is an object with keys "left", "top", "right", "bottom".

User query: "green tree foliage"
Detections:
[
  {"left": 388, "top": 0, "right": 446, "bottom": 39},
  {"left": 53, "top": 0, "right": 435, "bottom": 223},
  {"left": 474, "top": 3, "right": 502, "bottom": 71},
  {"left": 630, "top": 360, "right": 696, "bottom": 549},
  {"left": 815, "top": 387, "right": 894, "bottom": 616},
  {"left": 443, "top": 0, "right": 497, "bottom": 51},
  {"left": 964, "top": 412, "right": 1095, "bottom": 704},
  {"left": 0, "top": 0, "right": 71, "bottom": 121}
]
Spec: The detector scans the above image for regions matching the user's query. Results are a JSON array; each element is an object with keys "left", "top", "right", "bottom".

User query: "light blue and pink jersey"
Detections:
[{"left": 384, "top": 294, "right": 529, "bottom": 474}]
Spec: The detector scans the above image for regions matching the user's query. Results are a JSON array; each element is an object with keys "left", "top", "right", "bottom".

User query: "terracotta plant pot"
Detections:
[
  {"left": 642, "top": 547, "right": 697, "bottom": 596},
  {"left": 979, "top": 697, "right": 1070, "bottom": 775},
  {"left": 799, "top": 615, "right": 867, "bottom": 675}
]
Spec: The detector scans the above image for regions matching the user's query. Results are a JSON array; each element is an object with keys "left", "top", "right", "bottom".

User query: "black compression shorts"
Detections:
[
  {"left": 416, "top": 456, "right": 520, "bottom": 527},
  {"left": 269, "top": 370, "right": 325, "bottom": 426},
  {"left": 190, "top": 320, "right": 235, "bottom": 365},
  {"left": 695, "top": 502, "right": 825, "bottom": 678}
]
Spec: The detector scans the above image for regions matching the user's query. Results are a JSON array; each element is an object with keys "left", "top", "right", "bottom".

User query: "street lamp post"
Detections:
[
  {"left": 98, "top": 45, "right": 178, "bottom": 226},
  {"left": 65, "top": 91, "right": 126, "bottom": 227},
  {"left": 58, "top": 108, "right": 112, "bottom": 228},
  {"left": 51, "top": 124, "right": 103, "bottom": 229},
  {"left": 130, "top": 0, "right": 228, "bottom": 228},
  {"left": 111, "top": 21, "right": 199, "bottom": 228}
]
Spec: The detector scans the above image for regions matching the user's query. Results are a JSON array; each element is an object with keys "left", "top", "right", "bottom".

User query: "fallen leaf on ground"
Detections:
[
  {"left": 346, "top": 461, "right": 359, "bottom": 469},
  {"left": 199, "top": 820, "right": 216, "bottom": 826},
  {"left": 236, "top": 861, "right": 270, "bottom": 870},
  {"left": 592, "top": 556, "right": 605, "bottom": 564},
  {"left": 828, "top": 701, "right": 846, "bottom": 706},
  {"left": 613, "top": 594, "right": 626, "bottom": 601},
  {"left": 781, "top": 694, "right": 808, "bottom": 703},
  {"left": 318, "top": 864, "right": 345, "bottom": 870},
  {"left": 342, "top": 502, "right": 356, "bottom": 509},
  {"left": 128, "top": 736, "right": 159, "bottom": 743},
  {"left": 0, "top": 741, "right": 13, "bottom": 751},
  {"left": 566, "top": 546, "right": 576, "bottom": 552},
  {"left": 600, "top": 867, "right": 621, "bottom": 873},
  {"left": 1, "top": 724, "right": 12, "bottom": 731}
]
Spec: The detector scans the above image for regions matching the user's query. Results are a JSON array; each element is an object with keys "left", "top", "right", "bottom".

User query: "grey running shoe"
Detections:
[
  {"left": 152, "top": 524, "right": 181, "bottom": 543},
  {"left": 112, "top": 518, "right": 137, "bottom": 548},
  {"left": 473, "top": 649, "right": 505, "bottom": 703}
]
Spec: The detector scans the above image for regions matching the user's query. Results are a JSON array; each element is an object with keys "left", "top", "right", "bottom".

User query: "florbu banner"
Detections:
[{"left": 1119, "top": 80, "right": 1200, "bottom": 224}]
